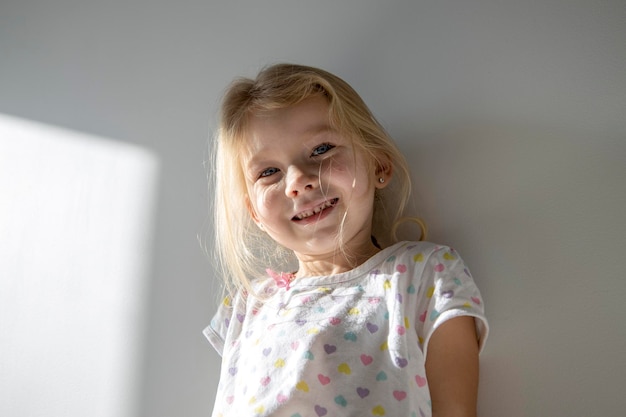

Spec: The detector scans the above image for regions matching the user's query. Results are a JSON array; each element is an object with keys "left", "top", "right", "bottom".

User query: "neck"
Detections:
[{"left": 294, "top": 239, "right": 381, "bottom": 278}]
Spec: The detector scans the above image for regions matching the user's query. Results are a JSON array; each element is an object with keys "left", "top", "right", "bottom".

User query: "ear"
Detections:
[{"left": 375, "top": 157, "right": 393, "bottom": 189}]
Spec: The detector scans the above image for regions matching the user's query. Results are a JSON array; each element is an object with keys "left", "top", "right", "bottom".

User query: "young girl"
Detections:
[{"left": 204, "top": 64, "right": 488, "bottom": 417}]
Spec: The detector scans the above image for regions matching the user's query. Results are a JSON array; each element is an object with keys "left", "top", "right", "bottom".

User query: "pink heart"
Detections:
[
  {"left": 434, "top": 263, "right": 445, "bottom": 272},
  {"left": 318, "top": 374, "right": 331, "bottom": 385},
  {"left": 226, "top": 396, "right": 234, "bottom": 404},
  {"left": 397, "top": 264, "right": 407, "bottom": 273},
  {"left": 260, "top": 376, "right": 271, "bottom": 386},
  {"left": 415, "top": 374, "right": 427, "bottom": 387},
  {"left": 329, "top": 317, "right": 341, "bottom": 325},
  {"left": 360, "top": 354, "right": 373, "bottom": 365},
  {"left": 277, "top": 393, "right": 288, "bottom": 403},
  {"left": 291, "top": 341, "right": 299, "bottom": 350},
  {"left": 471, "top": 296, "right": 481, "bottom": 305},
  {"left": 397, "top": 325, "right": 406, "bottom": 336},
  {"left": 419, "top": 310, "right": 427, "bottom": 322},
  {"left": 393, "top": 390, "right": 407, "bottom": 401}
]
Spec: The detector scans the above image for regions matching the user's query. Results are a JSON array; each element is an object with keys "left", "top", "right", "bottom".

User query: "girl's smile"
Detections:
[
  {"left": 291, "top": 197, "right": 339, "bottom": 222},
  {"left": 243, "top": 95, "right": 390, "bottom": 274}
]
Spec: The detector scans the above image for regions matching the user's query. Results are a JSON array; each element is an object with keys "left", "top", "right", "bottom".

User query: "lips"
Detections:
[{"left": 292, "top": 198, "right": 339, "bottom": 221}]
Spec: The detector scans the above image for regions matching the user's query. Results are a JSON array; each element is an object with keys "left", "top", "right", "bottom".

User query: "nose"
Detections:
[{"left": 285, "top": 165, "right": 317, "bottom": 197}]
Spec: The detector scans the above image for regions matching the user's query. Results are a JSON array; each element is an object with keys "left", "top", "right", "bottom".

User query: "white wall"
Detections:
[{"left": 0, "top": 1, "right": 624, "bottom": 416}]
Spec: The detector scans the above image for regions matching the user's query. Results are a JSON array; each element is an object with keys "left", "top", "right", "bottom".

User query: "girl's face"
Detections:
[{"left": 242, "top": 95, "right": 390, "bottom": 262}]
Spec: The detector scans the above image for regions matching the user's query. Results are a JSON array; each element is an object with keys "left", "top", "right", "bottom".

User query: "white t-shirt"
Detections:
[{"left": 204, "top": 241, "right": 489, "bottom": 417}]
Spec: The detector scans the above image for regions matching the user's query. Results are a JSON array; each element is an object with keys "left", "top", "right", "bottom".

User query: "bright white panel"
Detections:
[{"left": 0, "top": 114, "right": 159, "bottom": 417}]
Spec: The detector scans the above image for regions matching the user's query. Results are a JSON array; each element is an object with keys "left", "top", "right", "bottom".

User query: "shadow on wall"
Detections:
[{"left": 0, "top": 114, "right": 160, "bottom": 417}]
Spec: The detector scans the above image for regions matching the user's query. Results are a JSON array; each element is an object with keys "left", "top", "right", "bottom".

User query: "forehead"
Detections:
[{"left": 242, "top": 96, "right": 337, "bottom": 156}]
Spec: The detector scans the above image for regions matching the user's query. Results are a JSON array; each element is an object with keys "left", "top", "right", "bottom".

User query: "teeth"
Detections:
[{"left": 295, "top": 199, "right": 337, "bottom": 220}]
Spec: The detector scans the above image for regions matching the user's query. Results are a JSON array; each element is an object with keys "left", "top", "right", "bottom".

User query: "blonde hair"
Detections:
[{"left": 210, "top": 63, "right": 424, "bottom": 297}]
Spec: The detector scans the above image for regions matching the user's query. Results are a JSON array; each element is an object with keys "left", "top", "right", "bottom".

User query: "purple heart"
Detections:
[
  {"left": 228, "top": 367, "right": 237, "bottom": 376},
  {"left": 395, "top": 357, "right": 408, "bottom": 368},
  {"left": 366, "top": 322, "right": 379, "bottom": 333},
  {"left": 442, "top": 290, "right": 454, "bottom": 298},
  {"left": 224, "top": 318, "right": 230, "bottom": 328},
  {"left": 263, "top": 347, "right": 272, "bottom": 356},
  {"left": 357, "top": 387, "right": 370, "bottom": 398},
  {"left": 315, "top": 405, "right": 327, "bottom": 416},
  {"left": 296, "top": 319, "right": 307, "bottom": 326},
  {"left": 396, "top": 293, "right": 403, "bottom": 303},
  {"left": 236, "top": 313, "right": 244, "bottom": 323},
  {"left": 324, "top": 344, "right": 337, "bottom": 354}
]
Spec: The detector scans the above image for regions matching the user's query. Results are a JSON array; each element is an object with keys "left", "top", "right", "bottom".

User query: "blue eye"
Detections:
[
  {"left": 312, "top": 143, "right": 334, "bottom": 156},
  {"left": 260, "top": 167, "right": 279, "bottom": 178}
]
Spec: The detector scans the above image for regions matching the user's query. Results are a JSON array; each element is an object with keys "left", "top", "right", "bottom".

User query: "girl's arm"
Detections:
[{"left": 425, "top": 316, "right": 480, "bottom": 417}]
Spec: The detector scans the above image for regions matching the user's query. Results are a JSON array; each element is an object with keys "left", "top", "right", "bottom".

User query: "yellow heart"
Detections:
[
  {"left": 296, "top": 381, "right": 309, "bottom": 392},
  {"left": 380, "top": 341, "right": 389, "bottom": 351},
  {"left": 274, "top": 358, "right": 285, "bottom": 368},
  {"left": 427, "top": 286, "right": 435, "bottom": 298},
  {"left": 418, "top": 336, "right": 424, "bottom": 345},
  {"left": 338, "top": 363, "right": 351, "bottom": 375},
  {"left": 307, "top": 327, "right": 320, "bottom": 335},
  {"left": 404, "top": 317, "right": 410, "bottom": 329},
  {"left": 348, "top": 308, "right": 360, "bottom": 315},
  {"left": 383, "top": 280, "right": 391, "bottom": 289},
  {"left": 463, "top": 302, "right": 471, "bottom": 308},
  {"left": 248, "top": 396, "right": 256, "bottom": 404},
  {"left": 372, "top": 405, "right": 386, "bottom": 415},
  {"left": 413, "top": 253, "right": 424, "bottom": 262},
  {"left": 254, "top": 406, "right": 265, "bottom": 414},
  {"left": 443, "top": 252, "right": 456, "bottom": 261},
  {"left": 222, "top": 297, "right": 231, "bottom": 307}
]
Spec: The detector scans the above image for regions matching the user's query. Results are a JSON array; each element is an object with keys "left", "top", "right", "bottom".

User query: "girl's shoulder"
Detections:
[
  {"left": 384, "top": 240, "right": 456, "bottom": 261},
  {"left": 379, "top": 241, "right": 469, "bottom": 278}
]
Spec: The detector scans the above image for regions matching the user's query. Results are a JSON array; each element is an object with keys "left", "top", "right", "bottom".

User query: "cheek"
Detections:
[
  {"left": 252, "top": 185, "right": 281, "bottom": 214},
  {"left": 320, "top": 155, "right": 356, "bottom": 183},
  {"left": 323, "top": 155, "right": 373, "bottom": 193}
]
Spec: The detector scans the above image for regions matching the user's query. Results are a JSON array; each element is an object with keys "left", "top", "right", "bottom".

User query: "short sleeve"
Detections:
[
  {"left": 203, "top": 295, "right": 235, "bottom": 357},
  {"left": 414, "top": 246, "right": 489, "bottom": 359}
]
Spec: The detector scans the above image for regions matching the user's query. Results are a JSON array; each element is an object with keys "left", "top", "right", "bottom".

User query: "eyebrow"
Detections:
[{"left": 304, "top": 123, "right": 336, "bottom": 135}]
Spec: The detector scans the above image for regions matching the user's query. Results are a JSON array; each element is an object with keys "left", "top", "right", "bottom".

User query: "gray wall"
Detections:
[{"left": 1, "top": 1, "right": 625, "bottom": 416}]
